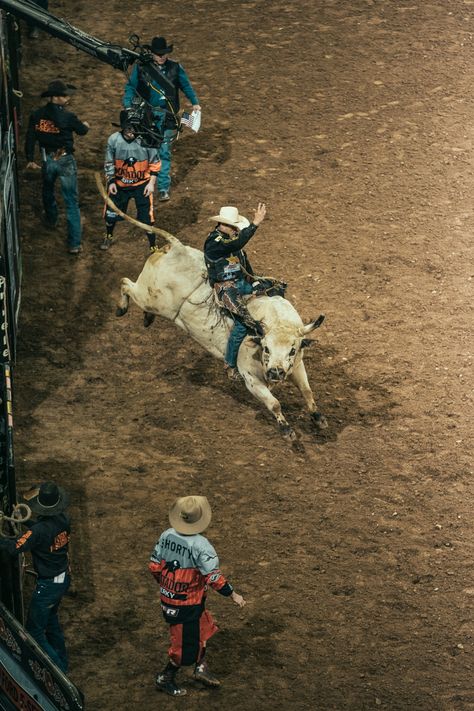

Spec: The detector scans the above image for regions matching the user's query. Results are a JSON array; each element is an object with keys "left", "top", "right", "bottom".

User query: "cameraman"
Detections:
[
  {"left": 102, "top": 111, "right": 161, "bottom": 252},
  {"left": 123, "top": 35, "right": 200, "bottom": 202}
]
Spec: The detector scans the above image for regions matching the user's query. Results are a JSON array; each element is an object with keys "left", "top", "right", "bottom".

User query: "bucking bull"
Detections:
[{"left": 96, "top": 175, "right": 327, "bottom": 440}]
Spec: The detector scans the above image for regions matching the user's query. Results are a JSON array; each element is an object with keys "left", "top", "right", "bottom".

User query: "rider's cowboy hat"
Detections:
[
  {"left": 150, "top": 36, "right": 173, "bottom": 55},
  {"left": 169, "top": 495, "right": 212, "bottom": 535},
  {"left": 41, "top": 80, "right": 77, "bottom": 98},
  {"left": 25, "top": 481, "right": 69, "bottom": 516},
  {"left": 210, "top": 206, "right": 250, "bottom": 231}
]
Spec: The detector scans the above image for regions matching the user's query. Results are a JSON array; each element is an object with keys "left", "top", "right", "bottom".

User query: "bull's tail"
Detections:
[
  {"left": 94, "top": 172, "right": 182, "bottom": 247},
  {"left": 116, "top": 278, "right": 134, "bottom": 317}
]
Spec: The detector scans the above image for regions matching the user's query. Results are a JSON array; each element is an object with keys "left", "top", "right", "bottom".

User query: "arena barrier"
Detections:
[
  {"left": 0, "top": 9, "right": 85, "bottom": 710},
  {"left": 0, "top": 601, "right": 85, "bottom": 711},
  {"left": 0, "top": 0, "right": 23, "bottom": 620}
]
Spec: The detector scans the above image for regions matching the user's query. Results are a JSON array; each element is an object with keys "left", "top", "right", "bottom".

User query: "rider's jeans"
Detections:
[
  {"left": 42, "top": 154, "right": 82, "bottom": 249},
  {"left": 225, "top": 279, "right": 254, "bottom": 368}
]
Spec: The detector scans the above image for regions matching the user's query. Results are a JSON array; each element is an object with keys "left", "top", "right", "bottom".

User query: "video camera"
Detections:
[{"left": 121, "top": 98, "right": 165, "bottom": 148}]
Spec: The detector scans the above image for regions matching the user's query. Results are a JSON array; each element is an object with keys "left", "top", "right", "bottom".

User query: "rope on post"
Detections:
[{"left": 0, "top": 503, "right": 32, "bottom": 538}]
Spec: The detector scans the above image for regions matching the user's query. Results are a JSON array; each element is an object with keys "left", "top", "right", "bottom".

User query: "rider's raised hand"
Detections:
[{"left": 253, "top": 202, "right": 267, "bottom": 226}]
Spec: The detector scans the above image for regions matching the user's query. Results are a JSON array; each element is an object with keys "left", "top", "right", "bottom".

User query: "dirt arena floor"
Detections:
[{"left": 12, "top": 1, "right": 473, "bottom": 709}]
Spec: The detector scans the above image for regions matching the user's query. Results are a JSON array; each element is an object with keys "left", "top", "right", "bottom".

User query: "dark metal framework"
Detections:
[{"left": 0, "top": 4, "right": 22, "bottom": 619}]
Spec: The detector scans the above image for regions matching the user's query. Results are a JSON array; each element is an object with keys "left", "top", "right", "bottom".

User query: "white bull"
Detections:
[{"left": 116, "top": 240, "right": 327, "bottom": 440}]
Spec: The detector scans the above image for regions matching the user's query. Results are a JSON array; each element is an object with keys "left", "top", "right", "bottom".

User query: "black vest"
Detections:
[
  {"left": 138, "top": 61, "right": 180, "bottom": 113},
  {"left": 205, "top": 252, "right": 245, "bottom": 286}
]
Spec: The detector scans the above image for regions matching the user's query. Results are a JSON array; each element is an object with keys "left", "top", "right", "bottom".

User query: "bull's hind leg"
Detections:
[
  {"left": 290, "top": 360, "right": 328, "bottom": 429},
  {"left": 116, "top": 278, "right": 134, "bottom": 317},
  {"left": 143, "top": 312, "right": 155, "bottom": 328},
  {"left": 242, "top": 374, "right": 296, "bottom": 441}
]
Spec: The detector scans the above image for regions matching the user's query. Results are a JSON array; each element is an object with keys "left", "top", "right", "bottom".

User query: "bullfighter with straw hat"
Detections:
[{"left": 149, "top": 495, "right": 246, "bottom": 696}]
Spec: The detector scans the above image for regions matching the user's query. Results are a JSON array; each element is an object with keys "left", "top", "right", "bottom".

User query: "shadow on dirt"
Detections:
[
  {"left": 213, "top": 614, "right": 284, "bottom": 677},
  {"left": 14, "top": 123, "right": 232, "bottom": 426},
  {"left": 185, "top": 345, "right": 397, "bottom": 447},
  {"left": 173, "top": 123, "right": 232, "bottom": 188}
]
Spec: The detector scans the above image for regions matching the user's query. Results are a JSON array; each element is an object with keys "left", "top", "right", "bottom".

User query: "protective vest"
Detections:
[
  {"left": 138, "top": 61, "right": 180, "bottom": 113},
  {"left": 205, "top": 251, "right": 245, "bottom": 286}
]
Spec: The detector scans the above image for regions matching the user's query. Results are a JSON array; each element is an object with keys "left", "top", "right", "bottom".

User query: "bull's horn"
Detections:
[
  {"left": 302, "top": 314, "right": 325, "bottom": 334},
  {"left": 94, "top": 172, "right": 182, "bottom": 247}
]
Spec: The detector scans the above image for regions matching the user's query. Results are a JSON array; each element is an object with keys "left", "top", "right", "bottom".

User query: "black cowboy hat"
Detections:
[
  {"left": 26, "top": 481, "right": 69, "bottom": 516},
  {"left": 150, "top": 36, "right": 173, "bottom": 55},
  {"left": 41, "top": 79, "right": 77, "bottom": 98}
]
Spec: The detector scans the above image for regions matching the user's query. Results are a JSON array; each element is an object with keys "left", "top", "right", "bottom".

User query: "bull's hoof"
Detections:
[
  {"left": 116, "top": 307, "right": 128, "bottom": 317},
  {"left": 311, "top": 412, "right": 328, "bottom": 430},
  {"left": 143, "top": 312, "right": 155, "bottom": 328},
  {"left": 279, "top": 422, "right": 297, "bottom": 441}
]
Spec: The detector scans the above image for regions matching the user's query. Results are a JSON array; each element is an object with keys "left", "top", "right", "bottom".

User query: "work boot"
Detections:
[
  {"left": 224, "top": 365, "right": 242, "bottom": 382},
  {"left": 193, "top": 660, "right": 221, "bottom": 687},
  {"left": 156, "top": 666, "right": 186, "bottom": 697},
  {"left": 100, "top": 235, "right": 114, "bottom": 251},
  {"left": 158, "top": 190, "right": 170, "bottom": 202}
]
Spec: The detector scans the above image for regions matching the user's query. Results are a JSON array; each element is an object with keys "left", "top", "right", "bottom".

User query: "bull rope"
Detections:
[{"left": 94, "top": 172, "right": 182, "bottom": 247}]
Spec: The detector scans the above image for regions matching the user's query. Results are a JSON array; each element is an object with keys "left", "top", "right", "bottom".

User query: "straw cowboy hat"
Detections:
[
  {"left": 209, "top": 206, "right": 250, "bottom": 231},
  {"left": 25, "top": 481, "right": 69, "bottom": 516},
  {"left": 41, "top": 80, "right": 77, "bottom": 98},
  {"left": 169, "top": 495, "right": 212, "bottom": 534}
]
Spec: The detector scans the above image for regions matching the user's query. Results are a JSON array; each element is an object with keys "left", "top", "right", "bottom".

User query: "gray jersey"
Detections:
[
  {"left": 150, "top": 528, "right": 220, "bottom": 576},
  {"left": 149, "top": 528, "right": 232, "bottom": 619}
]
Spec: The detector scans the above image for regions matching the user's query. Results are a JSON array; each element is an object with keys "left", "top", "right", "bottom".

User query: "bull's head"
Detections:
[{"left": 251, "top": 314, "right": 325, "bottom": 383}]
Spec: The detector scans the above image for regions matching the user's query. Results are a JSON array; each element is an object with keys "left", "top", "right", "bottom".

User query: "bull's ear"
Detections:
[
  {"left": 303, "top": 314, "right": 325, "bottom": 334},
  {"left": 301, "top": 338, "right": 314, "bottom": 348},
  {"left": 250, "top": 336, "right": 262, "bottom": 346}
]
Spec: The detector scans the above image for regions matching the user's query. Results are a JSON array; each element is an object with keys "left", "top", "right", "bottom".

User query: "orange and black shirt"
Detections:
[
  {"left": 0, "top": 513, "right": 70, "bottom": 579},
  {"left": 25, "top": 103, "right": 89, "bottom": 161},
  {"left": 149, "top": 528, "right": 233, "bottom": 623}
]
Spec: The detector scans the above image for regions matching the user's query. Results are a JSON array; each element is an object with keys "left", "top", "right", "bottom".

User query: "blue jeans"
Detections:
[
  {"left": 225, "top": 279, "right": 254, "bottom": 368},
  {"left": 42, "top": 154, "right": 82, "bottom": 249},
  {"left": 26, "top": 574, "right": 70, "bottom": 672},
  {"left": 157, "top": 129, "right": 178, "bottom": 192}
]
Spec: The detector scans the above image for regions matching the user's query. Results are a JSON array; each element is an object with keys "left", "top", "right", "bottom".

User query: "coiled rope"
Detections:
[{"left": 0, "top": 504, "right": 32, "bottom": 539}]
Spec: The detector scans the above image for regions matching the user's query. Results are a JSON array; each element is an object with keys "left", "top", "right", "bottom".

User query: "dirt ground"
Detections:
[{"left": 11, "top": 0, "right": 473, "bottom": 709}]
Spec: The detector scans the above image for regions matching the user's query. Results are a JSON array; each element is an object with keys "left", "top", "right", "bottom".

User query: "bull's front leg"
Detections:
[
  {"left": 116, "top": 278, "right": 134, "bottom": 317},
  {"left": 241, "top": 372, "right": 296, "bottom": 441},
  {"left": 290, "top": 359, "right": 328, "bottom": 430}
]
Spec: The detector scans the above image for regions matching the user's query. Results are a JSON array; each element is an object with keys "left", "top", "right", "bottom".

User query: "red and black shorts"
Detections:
[{"left": 168, "top": 610, "right": 218, "bottom": 667}]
